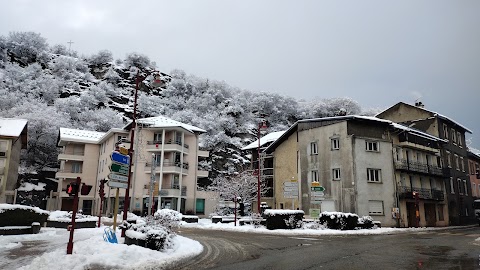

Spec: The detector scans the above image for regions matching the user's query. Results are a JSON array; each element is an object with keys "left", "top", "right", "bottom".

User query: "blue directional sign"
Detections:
[{"left": 111, "top": 151, "right": 130, "bottom": 165}]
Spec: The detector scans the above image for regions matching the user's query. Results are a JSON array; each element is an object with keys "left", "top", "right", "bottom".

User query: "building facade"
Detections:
[
  {"left": 0, "top": 118, "right": 28, "bottom": 204},
  {"left": 266, "top": 116, "right": 398, "bottom": 227},
  {"left": 377, "top": 102, "right": 474, "bottom": 225},
  {"left": 56, "top": 116, "right": 215, "bottom": 217},
  {"left": 467, "top": 151, "right": 480, "bottom": 199}
]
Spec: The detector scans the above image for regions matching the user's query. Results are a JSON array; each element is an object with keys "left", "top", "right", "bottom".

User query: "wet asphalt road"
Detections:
[{"left": 172, "top": 226, "right": 480, "bottom": 270}]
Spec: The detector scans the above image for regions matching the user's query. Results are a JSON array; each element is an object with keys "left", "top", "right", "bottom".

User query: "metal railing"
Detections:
[
  {"left": 397, "top": 186, "right": 444, "bottom": 201},
  {"left": 56, "top": 169, "right": 83, "bottom": 174},
  {"left": 60, "top": 149, "right": 85, "bottom": 156},
  {"left": 394, "top": 160, "right": 443, "bottom": 176}
]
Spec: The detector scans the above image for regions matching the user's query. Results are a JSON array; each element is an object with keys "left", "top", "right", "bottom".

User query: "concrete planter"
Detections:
[{"left": 46, "top": 220, "right": 97, "bottom": 229}]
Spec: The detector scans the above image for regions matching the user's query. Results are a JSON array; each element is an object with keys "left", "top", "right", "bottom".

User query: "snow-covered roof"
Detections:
[
  {"left": 135, "top": 116, "right": 206, "bottom": 133},
  {"left": 391, "top": 123, "right": 446, "bottom": 143},
  {"left": 242, "top": 130, "right": 286, "bottom": 150},
  {"left": 97, "top": 128, "right": 129, "bottom": 144},
  {"left": 377, "top": 102, "right": 472, "bottom": 133},
  {"left": 58, "top": 128, "right": 106, "bottom": 145},
  {"left": 0, "top": 118, "right": 27, "bottom": 137},
  {"left": 299, "top": 115, "right": 392, "bottom": 124}
]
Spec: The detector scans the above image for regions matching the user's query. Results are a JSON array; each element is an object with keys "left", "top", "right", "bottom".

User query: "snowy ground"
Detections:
[
  {"left": 180, "top": 218, "right": 472, "bottom": 236},
  {"left": 1, "top": 218, "right": 476, "bottom": 270},
  {"left": 0, "top": 226, "right": 202, "bottom": 270}
]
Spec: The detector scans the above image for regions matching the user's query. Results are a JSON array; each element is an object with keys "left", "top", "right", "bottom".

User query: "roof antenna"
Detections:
[{"left": 414, "top": 98, "right": 424, "bottom": 108}]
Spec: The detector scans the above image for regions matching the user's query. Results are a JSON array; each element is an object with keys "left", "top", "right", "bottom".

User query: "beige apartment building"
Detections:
[
  {"left": 0, "top": 118, "right": 28, "bottom": 204},
  {"left": 56, "top": 116, "right": 215, "bottom": 217}
]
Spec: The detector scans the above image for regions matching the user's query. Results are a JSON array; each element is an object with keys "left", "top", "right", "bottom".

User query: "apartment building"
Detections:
[
  {"left": 467, "top": 151, "right": 480, "bottom": 199},
  {"left": 377, "top": 102, "right": 474, "bottom": 225},
  {"left": 265, "top": 116, "right": 398, "bottom": 227},
  {"left": 391, "top": 123, "right": 448, "bottom": 227},
  {"left": 242, "top": 130, "right": 286, "bottom": 210},
  {"left": 56, "top": 116, "right": 214, "bottom": 217},
  {"left": 0, "top": 118, "right": 28, "bottom": 204}
]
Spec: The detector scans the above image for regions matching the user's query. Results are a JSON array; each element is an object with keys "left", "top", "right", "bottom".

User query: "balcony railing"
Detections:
[
  {"left": 397, "top": 186, "right": 445, "bottom": 201},
  {"left": 394, "top": 160, "right": 443, "bottom": 176},
  {"left": 146, "top": 162, "right": 189, "bottom": 169},
  {"left": 60, "top": 149, "right": 84, "bottom": 156},
  {"left": 147, "top": 140, "right": 189, "bottom": 149}
]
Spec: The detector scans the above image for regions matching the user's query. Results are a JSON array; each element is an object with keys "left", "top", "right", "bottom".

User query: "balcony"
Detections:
[
  {"left": 197, "top": 169, "right": 209, "bottom": 178},
  {"left": 56, "top": 169, "right": 82, "bottom": 179},
  {"left": 58, "top": 149, "right": 84, "bottom": 161},
  {"left": 146, "top": 140, "right": 189, "bottom": 154},
  {"left": 158, "top": 186, "right": 187, "bottom": 197},
  {"left": 145, "top": 162, "right": 188, "bottom": 175},
  {"left": 198, "top": 150, "right": 209, "bottom": 158},
  {"left": 394, "top": 160, "right": 443, "bottom": 176},
  {"left": 397, "top": 186, "right": 445, "bottom": 201}
]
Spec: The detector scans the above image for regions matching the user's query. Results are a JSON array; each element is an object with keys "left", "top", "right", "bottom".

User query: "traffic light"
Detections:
[
  {"left": 99, "top": 179, "right": 107, "bottom": 198},
  {"left": 81, "top": 184, "right": 93, "bottom": 195},
  {"left": 66, "top": 183, "right": 79, "bottom": 196}
]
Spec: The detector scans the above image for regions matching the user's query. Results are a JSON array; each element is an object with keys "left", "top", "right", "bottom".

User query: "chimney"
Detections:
[{"left": 414, "top": 101, "right": 424, "bottom": 108}]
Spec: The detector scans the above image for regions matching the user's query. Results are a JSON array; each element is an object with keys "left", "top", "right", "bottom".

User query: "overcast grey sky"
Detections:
[{"left": 1, "top": 1, "right": 479, "bottom": 147}]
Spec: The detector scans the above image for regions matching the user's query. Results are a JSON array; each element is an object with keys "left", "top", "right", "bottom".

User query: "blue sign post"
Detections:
[{"left": 111, "top": 151, "right": 130, "bottom": 165}]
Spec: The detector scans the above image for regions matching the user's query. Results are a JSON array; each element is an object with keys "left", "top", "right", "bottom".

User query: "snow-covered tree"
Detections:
[
  {"left": 5, "top": 31, "right": 48, "bottom": 64},
  {"left": 124, "top": 52, "right": 152, "bottom": 69},
  {"left": 89, "top": 50, "right": 113, "bottom": 66}
]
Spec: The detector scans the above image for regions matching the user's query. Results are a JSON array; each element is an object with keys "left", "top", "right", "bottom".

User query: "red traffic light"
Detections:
[{"left": 66, "top": 183, "right": 79, "bottom": 196}]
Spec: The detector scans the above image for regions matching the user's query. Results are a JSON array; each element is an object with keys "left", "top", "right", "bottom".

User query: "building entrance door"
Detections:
[
  {"left": 406, "top": 202, "right": 417, "bottom": 227},
  {"left": 424, "top": 203, "right": 436, "bottom": 227}
]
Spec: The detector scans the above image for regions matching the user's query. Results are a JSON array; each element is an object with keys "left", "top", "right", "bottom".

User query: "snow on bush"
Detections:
[
  {"left": 126, "top": 209, "right": 181, "bottom": 251},
  {"left": 318, "top": 211, "right": 359, "bottom": 230},
  {"left": 0, "top": 203, "right": 49, "bottom": 215},
  {"left": 48, "top": 210, "right": 97, "bottom": 222},
  {"left": 263, "top": 209, "right": 305, "bottom": 217},
  {"left": 284, "top": 215, "right": 303, "bottom": 229}
]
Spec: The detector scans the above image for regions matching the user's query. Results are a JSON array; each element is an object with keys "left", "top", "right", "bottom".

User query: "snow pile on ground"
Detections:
[
  {"left": 0, "top": 203, "right": 49, "bottom": 215},
  {"left": 101, "top": 211, "right": 141, "bottom": 223},
  {"left": 0, "top": 227, "right": 202, "bottom": 270},
  {"left": 181, "top": 218, "right": 453, "bottom": 236},
  {"left": 48, "top": 211, "right": 98, "bottom": 222}
]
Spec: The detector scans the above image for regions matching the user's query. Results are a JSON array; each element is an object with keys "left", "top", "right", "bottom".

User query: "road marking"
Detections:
[{"left": 289, "top": 237, "right": 319, "bottom": 241}]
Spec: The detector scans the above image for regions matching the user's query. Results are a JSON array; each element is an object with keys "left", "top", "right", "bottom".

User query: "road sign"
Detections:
[
  {"left": 109, "top": 173, "right": 128, "bottom": 182},
  {"left": 283, "top": 186, "right": 299, "bottom": 192},
  {"left": 119, "top": 147, "right": 129, "bottom": 155},
  {"left": 110, "top": 163, "right": 129, "bottom": 176},
  {"left": 284, "top": 191, "right": 299, "bottom": 198},
  {"left": 311, "top": 191, "right": 325, "bottom": 197},
  {"left": 310, "top": 209, "right": 320, "bottom": 218},
  {"left": 311, "top": 186, "right": 325, "bottom": 192},
  {"left": 111, "top": 151, "right": 130, "bottom": 165},
  {"left": 284, "top": 182, "right": 298, "bottom": 187},
  {"left": 311, "top": 181, "right": 321, "bottom": 187},
  {"left": 107, "top": 181, "right": 128, "bottom": 189}
]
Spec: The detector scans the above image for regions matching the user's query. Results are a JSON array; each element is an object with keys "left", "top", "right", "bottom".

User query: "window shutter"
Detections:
[{"left": 368, "top": 200, "right": 384, "bottom": 215}]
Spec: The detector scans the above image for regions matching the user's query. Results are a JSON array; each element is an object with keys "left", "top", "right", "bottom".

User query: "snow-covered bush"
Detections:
[
  {"left": 357, "top": 215, "right": 374, "bottom": 229},
  {"left": 318, "top": 212, "right": 359, "bottom": 230},
  {"left": 125, "top": 209, "right": 181, "bottom": 251},
  {"left": 284, "top": 214, "right": 303, "bottom": 229},
  {"left": 124, "top": 52, "right": 152, "bottom": 69},
  {"left": 89, "top": 50, "right": 113, "bottom": 66},
  {"left": 250, "top": 213, "right": 263, "bottom": 228},
  {"left": 263, "top": 209, "right": 304, "bottom": 230}
]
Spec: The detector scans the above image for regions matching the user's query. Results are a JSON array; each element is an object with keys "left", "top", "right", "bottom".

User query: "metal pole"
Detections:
[
  {"left": 234, "top": 197, "right": 237, "bottom": 226},
  {"left": 131, "top": 124, "right": 140, "bottom": 214},
  {"left": 66, "top": 177, "right": 81, "bottom": 255},
  {"left": 148, "top": 154, "right": 156, "bottom": 216},
  {"left": 113, "top": 188, "right": 120, "bottom": 232},
  {"left": 121, "top": 70, "right": 140, "bottom": 237},
  {"left": 257, "top": 122, "right": 261, "bottom": 214}
]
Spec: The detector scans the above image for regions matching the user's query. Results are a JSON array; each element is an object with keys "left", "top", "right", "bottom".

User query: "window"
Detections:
[
  {"left": 457, "top": 178, "right": 462, "bottom": 194},
  {"left": 368, "top": 200, "right": 384, "bottom": 215},
  {"left": 331, "top": 138, "right": 340, "bottom": 150},
  {"left": 195, "top": 199, "right": 205, "bottom": 214},
  {"left": 71, "top": 162, "right": 82, "bottom": 173},
  {"left": 463, "top": 180, "right": 468, "bottom": 196},
  {"left": 154, "top": 133, "right": 163, "bottom": 142},
  {"left": 454, "top": 154, "right": 459, "bottom": 171},
  {"left": 446, "top": 151, "right": 452, "bottom": 168},
  {"left": 311, "top": 170, "right": 319, "bottom": 182},
  {"left": 310, "top": 142, "right": 318, "bottom": 155},
  {"left": 367, "top": 168, "right": 381, "bottom": 182},
  {"left": 451, "top": 129, "right": 457, "bottom": 144},
  {"left": 473, "top": 183, "right": 477, "bottom": 197},
  {"left": 332, "top": 168, "right": 341, "bottom": 180},
  {"left": 438, "top": 205, "right": 444, "bottom": 221},
  {"left": 443, "top": 124, "right": 448, "bottom": 140},
  {"left": 457, "top": 132, "right": 462, "bottom": 147},
  {"left": 470, "top": 161, "right": 475, "bottom": 175},
  {"left": 366, "top": 141, "right": 379, "bottom": 152},
  {"left": 450, "top": 177, "right": 454, "bottom": 194},
  {"left": 460, "top": 157, "right": 465, "bottom": 172}
]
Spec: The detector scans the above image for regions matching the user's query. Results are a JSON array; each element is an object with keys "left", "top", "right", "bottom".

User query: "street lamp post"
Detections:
[
  {"left": 257, "top": 120, "right": 268, "bottom": 213},
  {"left": 121, "top": 69, "right": 162, "bottom": 237}
]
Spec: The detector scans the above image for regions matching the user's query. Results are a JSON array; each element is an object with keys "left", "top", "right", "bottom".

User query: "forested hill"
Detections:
[{"left": 0, "top": 31, "right": 374, "bottom": 184}]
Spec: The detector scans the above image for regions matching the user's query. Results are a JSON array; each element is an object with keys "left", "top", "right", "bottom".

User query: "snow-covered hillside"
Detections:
[{"left": 0, "top": 31, "right": 373, "bottom": 184}]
